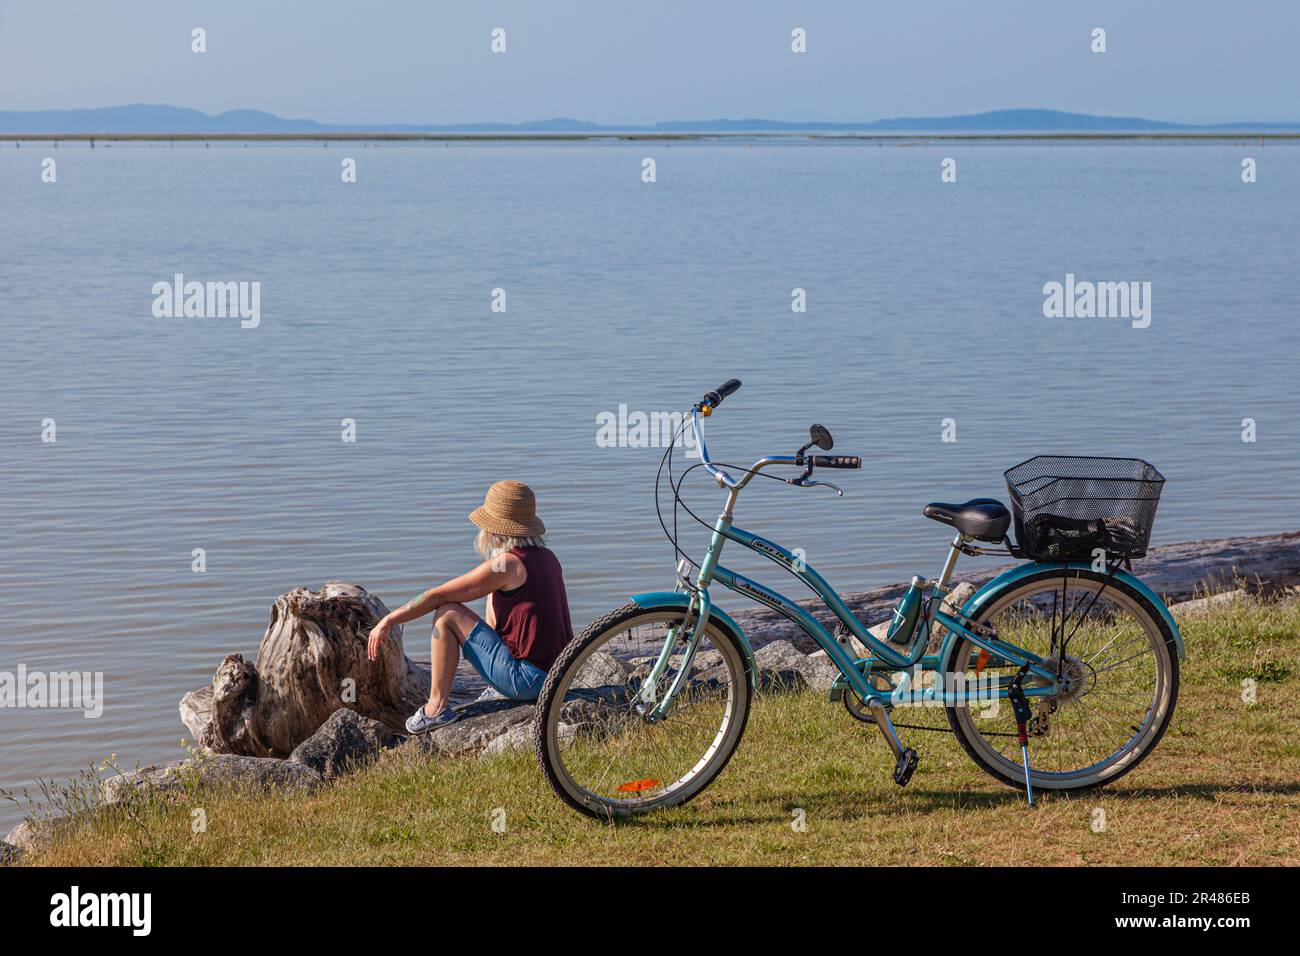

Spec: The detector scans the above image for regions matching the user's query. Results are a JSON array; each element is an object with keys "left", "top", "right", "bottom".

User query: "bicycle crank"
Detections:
[{"left": 866, "top": 698, "right": 920, "bottom": 787}]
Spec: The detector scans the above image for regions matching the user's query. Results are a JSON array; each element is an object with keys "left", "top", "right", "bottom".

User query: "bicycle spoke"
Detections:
[
  {"left": 1091, "top": 647, "right": 1154, "bottom": 674},
  {"left": 1082, "top": 626, "right": 1145, "bottom": 666}
]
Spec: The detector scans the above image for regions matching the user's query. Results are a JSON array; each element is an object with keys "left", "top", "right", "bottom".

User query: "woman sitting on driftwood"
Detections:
[{"left": 366, "top": 481, "right": 575, "bottom": 733}]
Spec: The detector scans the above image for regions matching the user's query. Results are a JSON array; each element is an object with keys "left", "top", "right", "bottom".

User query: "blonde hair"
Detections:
[{"left": 475, "top": 528, "right": 546, "bottom": 560}]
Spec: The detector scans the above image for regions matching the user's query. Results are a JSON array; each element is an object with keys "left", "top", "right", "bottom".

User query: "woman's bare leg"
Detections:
[{"left": 425, "top": 603, "right": 480, "bottom": 715}]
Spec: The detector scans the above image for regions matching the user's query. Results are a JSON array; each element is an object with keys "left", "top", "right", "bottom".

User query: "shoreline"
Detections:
[{"left": 4, "top": 131, "right": 1300, "bottom": 144}]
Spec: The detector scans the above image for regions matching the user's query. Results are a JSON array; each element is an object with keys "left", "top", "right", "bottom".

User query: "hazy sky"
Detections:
[{"left": 1, "top": 1, "right": 1296, "bottom": 124}]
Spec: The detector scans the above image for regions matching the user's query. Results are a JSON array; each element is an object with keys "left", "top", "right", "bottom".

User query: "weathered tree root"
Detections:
[{"left": 182, "top": 582, "right": 429, "bottom": 757}]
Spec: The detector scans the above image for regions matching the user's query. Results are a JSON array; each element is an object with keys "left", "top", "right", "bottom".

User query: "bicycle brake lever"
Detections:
[
  {"left": 803, "top": 479, "right": 844, "bottom": 496},
  {"left": 787, "top": 466, "right": 843, "bottom": 496}
]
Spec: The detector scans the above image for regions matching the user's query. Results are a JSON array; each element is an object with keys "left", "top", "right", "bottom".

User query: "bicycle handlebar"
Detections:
[
  {"left": 688, "top": 383, "right": 860, "bottom": 494},
  {"left": 697, "top": 378, "right": 742, "bottom": 413},
  {"left": 807, "top": 454, "right": 862, "bottom": 469}
]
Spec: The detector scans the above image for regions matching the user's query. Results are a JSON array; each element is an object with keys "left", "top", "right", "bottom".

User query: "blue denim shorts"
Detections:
[{"left": 463, "top": 621, "right": 548, "bottom": 700}]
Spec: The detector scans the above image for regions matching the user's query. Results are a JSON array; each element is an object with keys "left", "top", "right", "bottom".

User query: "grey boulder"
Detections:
[
  {"left": 400, "top": 699, "right": 536, "bottom": 757},
  {"left": 571, "top": 651, "right": 629, "bottom": 689},
  {"left": 1169, "top": 589, "right": 1245, "bottom": 617},
  {"left": 102, "top": 753, "right": 322, "bottom": 805},
  {"left": 289, "top": 707, "right": 401, "bottom": 780},
  {"left": 3, "top": 815, "right": 75, "bottom": 854},
  {"left": 754, "top": 639, "right": 840, "bottom": 691},
  {"left": 480, "top": 721, "right": 534, "bottom": 756}
]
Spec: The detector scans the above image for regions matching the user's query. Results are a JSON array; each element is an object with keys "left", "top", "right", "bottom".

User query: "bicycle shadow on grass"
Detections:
[
  {"left": 886, "top": 780, "right": 1300, "bottom": 814},
  {"left": 1092, "top": 781, "right": 1300, "bottom": 801},
  {"left": 615, "top": 781, "right": 1300, "bottom": 830},
  {"left": 617, "top": 787, "right": 1024, "bottom": 830}
]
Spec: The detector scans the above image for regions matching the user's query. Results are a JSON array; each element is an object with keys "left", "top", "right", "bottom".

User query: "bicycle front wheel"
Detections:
[
  {"left": 534, "top": 603, "right": 753, "bottom": 819},
  {"left": 945, "top": 568, "right": 1179, "bottom": 793}
]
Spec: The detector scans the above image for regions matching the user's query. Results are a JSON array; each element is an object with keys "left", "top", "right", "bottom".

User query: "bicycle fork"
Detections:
[
  {"left": 866, "top": 698, "right": 919, "bottom": 787},
  {"left": 640, "top": 586, "right": 710, "bottom": 720}
]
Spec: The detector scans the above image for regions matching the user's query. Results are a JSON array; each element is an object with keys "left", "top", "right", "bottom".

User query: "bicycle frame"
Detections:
[
  {"left": 686, "top": 516, "right": 1063, "bottom": 710},
  {"left": 639, "top": 409, "right": 1072, "bottom": 718}
]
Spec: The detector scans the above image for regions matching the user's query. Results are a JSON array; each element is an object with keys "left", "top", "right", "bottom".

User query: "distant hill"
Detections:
[
  {"left": 1, "top": 104, "right": 1297, "bottom": 134},
  {"left": 0, "top": 105, "right": 326, "bottom": 134},
  {"left": 652, "top": 110, "right": 1192, "bottom": 132}
]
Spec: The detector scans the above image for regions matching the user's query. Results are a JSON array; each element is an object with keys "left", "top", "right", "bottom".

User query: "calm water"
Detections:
[{"left": 2, "top": 141, "right": 1298, "bottom": 830}]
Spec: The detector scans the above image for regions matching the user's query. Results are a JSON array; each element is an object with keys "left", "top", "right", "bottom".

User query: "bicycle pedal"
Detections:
[{"left": 892, "top": 747, "right": 919, "bottom": 787}]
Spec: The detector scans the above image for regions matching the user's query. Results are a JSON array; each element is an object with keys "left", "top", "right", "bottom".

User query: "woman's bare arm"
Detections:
[
  {"left": 385, "top": 558, "right": 522, "bottom": 626},
  {"left": 366, "top": 555, "right": 526, "bottom": 661}
]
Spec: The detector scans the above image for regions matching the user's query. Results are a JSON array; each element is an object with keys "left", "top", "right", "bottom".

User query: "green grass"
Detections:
[{"left": 19, "top": 591, "right": 1300, "bottom": 866}]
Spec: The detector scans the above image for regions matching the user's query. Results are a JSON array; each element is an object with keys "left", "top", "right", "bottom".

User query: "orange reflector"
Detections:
[
  {"left": 617, "top": 778, "right": 661, "bottom": 793},
  {"left": 975, "top": 649, "right": 991, "bottom": 676}
]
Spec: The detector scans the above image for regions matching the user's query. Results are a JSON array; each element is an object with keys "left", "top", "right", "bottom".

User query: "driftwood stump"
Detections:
[{"left": 181, "top": 582, "right": 429, "bottom": 757}]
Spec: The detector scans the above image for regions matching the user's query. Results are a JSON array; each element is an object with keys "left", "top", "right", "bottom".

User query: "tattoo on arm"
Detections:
[{"left": 393, "top": 590, "right": 429, "bottom": 619}]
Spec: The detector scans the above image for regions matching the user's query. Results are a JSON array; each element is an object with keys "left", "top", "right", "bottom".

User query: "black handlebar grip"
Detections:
[
  {"left": 811, "top": 455, "right": 861, "bottom": 469},
  {"left": 701, "top": 378, "right": 742, "bottom": 409}
]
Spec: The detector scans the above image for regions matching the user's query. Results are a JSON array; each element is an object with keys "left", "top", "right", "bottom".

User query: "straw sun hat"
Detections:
[{"left": 469, "top": 480, "right": 546, "bottom": 538}]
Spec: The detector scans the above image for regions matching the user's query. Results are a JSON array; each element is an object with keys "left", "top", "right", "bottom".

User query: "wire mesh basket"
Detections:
[{"left": 1004, "top": 456, "right": 1165, "bottom": 561}]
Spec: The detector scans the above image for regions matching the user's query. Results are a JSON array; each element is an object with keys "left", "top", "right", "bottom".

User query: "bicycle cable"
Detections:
[
  {"left": 654, "top": 412, "right": 696, "bottom": 573},
  {"left": 653, "top": 412, "right": 804, "bottom": 579}
]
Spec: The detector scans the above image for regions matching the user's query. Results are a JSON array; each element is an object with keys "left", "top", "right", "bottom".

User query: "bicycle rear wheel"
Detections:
[
  {"left": 945, "top": 568, "right": 1179, "bottom": 793},
  {"left": 534, "top": 603, "right": 752, "bottom": 819}
]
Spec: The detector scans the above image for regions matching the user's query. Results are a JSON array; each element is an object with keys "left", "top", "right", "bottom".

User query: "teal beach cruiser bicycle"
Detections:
[{"left": 535, "top": 381, "right": 1183, "bottom": 819}]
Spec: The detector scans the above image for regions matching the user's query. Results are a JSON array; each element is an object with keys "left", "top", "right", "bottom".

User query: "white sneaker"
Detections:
[{"left": 405, "top": 704, "right": 459, "bottom": 735}]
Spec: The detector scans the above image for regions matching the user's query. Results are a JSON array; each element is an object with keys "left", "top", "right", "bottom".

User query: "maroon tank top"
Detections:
[{"left": 489, "top": 546, "right": 575, "bottom": 671}]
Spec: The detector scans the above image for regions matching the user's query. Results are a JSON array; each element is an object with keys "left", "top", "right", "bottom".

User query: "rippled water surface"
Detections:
[{"left": 2, "top": 141, "right": 1298, "bottom": 830}]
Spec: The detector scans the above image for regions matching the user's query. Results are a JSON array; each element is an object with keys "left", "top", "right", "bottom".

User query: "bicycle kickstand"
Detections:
[
  {"left": 1007, "top": 670, "right": 1034, "bottom": 806},
  {"left": 866, "top": 698, "right": 919, "bottom": 787}
]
